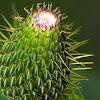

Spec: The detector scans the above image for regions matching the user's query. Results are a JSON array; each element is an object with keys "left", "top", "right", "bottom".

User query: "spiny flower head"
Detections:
[
  {"left": 19, "top": 3, "right": 61, "bottom": 32},
  {"left": 33, "top": 3, "right": 60, "bottom": 31},
  {"left": 0, "top": 2, "right": 93, "bottom": 100}
]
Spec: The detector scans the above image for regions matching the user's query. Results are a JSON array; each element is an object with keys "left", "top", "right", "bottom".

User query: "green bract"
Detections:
[{"left": 0, "top": 3, "right": 93, "bottom": 100}]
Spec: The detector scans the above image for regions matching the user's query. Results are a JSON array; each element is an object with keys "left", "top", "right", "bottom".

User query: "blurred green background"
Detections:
[{"left": 0, "top": 0, "right": 100, "bottom": 100}]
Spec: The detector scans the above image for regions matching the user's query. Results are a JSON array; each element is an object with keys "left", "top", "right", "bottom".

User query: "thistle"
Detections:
[{"left": 0, "top": 3, "right": 93, "bottom": 100}]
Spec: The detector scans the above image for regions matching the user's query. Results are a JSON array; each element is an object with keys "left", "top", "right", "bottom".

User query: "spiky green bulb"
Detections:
[
  {"left": 0, "top": 3, "right": 69, "bottom": 100},
  {"left": 0, "top": 2, "right": 93, "bottom": 100}
]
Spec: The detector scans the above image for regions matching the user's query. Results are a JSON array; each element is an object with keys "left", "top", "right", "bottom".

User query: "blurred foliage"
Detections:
[
  {"left": 0, "top": 91, "right": 8, "bottom": 100},
  {"left": 68, "top": 91, "right": 84, "bottom": 100}
]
